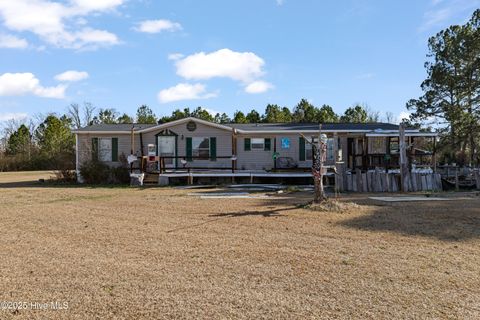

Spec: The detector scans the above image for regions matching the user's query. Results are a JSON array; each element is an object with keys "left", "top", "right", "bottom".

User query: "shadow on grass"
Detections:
[
  {"left": 209, "top": 206, "right": 297, "bottom": 218},
  {"left": 167, "top": 206, "right": 298, "bottom": 233},
  {"left": 339, "top": 200, "right": 480, "bottom": 241}
]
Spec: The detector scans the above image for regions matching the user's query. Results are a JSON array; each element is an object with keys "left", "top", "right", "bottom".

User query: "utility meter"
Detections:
[{"left": 147, "top": 144, "right": 155, "bottom": 161}]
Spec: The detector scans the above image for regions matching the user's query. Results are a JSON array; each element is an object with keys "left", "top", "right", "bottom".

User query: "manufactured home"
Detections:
[{"left": 73, "top": 117, "right": 437, "bottom": 186}]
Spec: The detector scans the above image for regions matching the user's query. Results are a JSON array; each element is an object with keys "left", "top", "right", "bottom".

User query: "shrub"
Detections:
[
  {"left": 79, "top": 160, "right": 111, "bottom": 184},
  {"left": 79, "top": 153, "right": 131, "bottom": 184},
  {"left": 111, "top": 153, "right": 130, "bottom": 184},
  {"left": 111, "top": 166, "right": 130, "bottom": 184}
]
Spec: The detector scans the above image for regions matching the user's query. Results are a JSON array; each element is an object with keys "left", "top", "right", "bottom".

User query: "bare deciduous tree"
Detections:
[
  {"left": 68, "top": 102, "right": 95, "bottom": 128},
  {"left": 68, "top": 103, "right": 82, "bottom": 129},
  {"left": 385, "top": 111, "right": 396, "bottom": 123}
]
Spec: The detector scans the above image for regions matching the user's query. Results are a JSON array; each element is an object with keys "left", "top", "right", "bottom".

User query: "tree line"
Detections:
[
  {"left": 0, "top": 100, "right": 392, "bottom": 173},
  {"left": 65, "top": 99, "right": 395, "bottom": 127}
]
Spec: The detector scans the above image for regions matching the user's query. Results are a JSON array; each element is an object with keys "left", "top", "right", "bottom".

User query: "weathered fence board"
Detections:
[
  {"left": 338, "top": 172, "right": 443, "bottom": 192},
  {"left": 362, "top": 173, "right": 368, "bottom": 192}
]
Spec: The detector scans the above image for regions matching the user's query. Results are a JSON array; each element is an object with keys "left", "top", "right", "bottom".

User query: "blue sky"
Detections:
[{"left": 0, "top": 0, "right": 479, "bottom": 123}]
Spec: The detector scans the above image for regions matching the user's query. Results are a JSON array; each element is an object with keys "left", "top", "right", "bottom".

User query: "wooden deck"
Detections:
[{"left": 148, "top": 170, "right": 333, "bottom": 185}]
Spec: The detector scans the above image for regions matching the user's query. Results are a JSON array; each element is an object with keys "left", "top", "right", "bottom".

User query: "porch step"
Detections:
[{"left": 143, "top": 174, "right": 159, "bottom": 185}]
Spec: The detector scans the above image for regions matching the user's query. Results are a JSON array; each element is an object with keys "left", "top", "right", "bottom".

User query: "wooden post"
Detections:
[
  {"left": 273, "top": 137, "right": 277, "bottom": 171},
  {"left": 130, "top": 126, "right": 135, "bottom": 173},
  {"left": 455, "top": 168, "right": 459, "bottom": 191},
  {"left": 333, "top": 133, "right": 340, "bottom": 196},
  {"left": 432, "top": 136, "right": 437, "bottom": 173},
  {"left": 475, "top": 171, "right": 480, "bottom": 190},
  {"left": 399, "top": 123, "right": 409, "bottom": 192},
  {"left": 231, "top": 131, "right": 236, "bottom": 173},
  {"left": 139, "top": 132, "right": 144, "bottom": 157},
  {"left": 356, "top": 169, "right": 362, "bottom": 192}
]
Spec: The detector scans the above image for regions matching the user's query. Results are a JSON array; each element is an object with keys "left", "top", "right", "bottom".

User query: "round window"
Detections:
[{"left": 186, "top": 121, "right": 197, "bottom": 131}]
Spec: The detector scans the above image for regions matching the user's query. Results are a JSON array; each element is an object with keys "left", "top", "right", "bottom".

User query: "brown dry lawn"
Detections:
[{"left": 1, "top": 171, "right": 480, "bottom": 319}]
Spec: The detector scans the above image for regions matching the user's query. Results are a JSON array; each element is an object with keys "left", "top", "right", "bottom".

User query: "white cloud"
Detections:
[
  {"left": 74, "top": 28, "right": 119, "bottom": 48},
  {"left": 168, "top": 53, "right": 184, "bottom": 61},
  {"left": 0, "top": 34, "right": 28, "bottom": 49},
  {"left": 0, "top": 0, "right": 124, "bottom": 50},
  {"left": 135, "top": 19, "right": 182, "bottom": 33},
  {"left": 244, "top": 80, "right": 274, "bottom": 94},
  {"left": 0, "top": 112, "right": 28, "bottom": 122},
  {"left": 419, "top": 0, "right": 480, "bottom": 32},
  {"left": 175, "top": 48, "right": 266, "bottom": 83},
  {"left": 158, "top": 83, "right": 217, "bottom": 103},
  {"left": 276, "top": 0, "right": 285, "bottom": 5},
  {"left": 54, "top": 70, "right": 89, "bottom": 82},
  {"left": 71, "top": 0, "right": 124, "bottom": 12},
  {"left": 0, "top": 73, "right": 66, "bottom": 99}
]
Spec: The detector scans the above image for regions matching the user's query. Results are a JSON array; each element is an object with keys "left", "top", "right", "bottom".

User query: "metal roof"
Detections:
[
  {"left": 75, "top": 123, "right": 157, "bottom": 132},
  {"left": 74, "top": 118, "right": 429, "bottom": 135},
  {"left": 225, "top": 122, "right": 401, "bottom": 131}
]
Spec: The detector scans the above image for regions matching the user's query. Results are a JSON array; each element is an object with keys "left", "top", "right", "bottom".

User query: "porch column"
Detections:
[{"left": 231, "top": 129, "right": 237, "bottom": 173}]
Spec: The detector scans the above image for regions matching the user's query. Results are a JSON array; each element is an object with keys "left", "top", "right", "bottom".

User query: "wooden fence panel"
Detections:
[
  {"left": 337, "top": 172, "right": 444, "bottom": 192},
  {"left": 362, "top": 173, "right": 368, "bottom": 192}
]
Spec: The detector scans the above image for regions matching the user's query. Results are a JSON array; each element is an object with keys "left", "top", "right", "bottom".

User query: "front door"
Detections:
[{"left": 157, "top": 136, "right": 176, "bottom": 168}]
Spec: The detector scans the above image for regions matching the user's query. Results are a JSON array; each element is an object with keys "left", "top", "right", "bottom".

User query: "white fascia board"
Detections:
[
  {"left": 366, "top": 132, "right": 438, "bottom": 137},
  {"left": 137, "top": 117, "right": 233, "bottom": 134},
  {"left": 235, "top": 129, "right": 371, "bottom": 134},
  {"left": 72, "top": 131, "right": 133, "bottom": 134}
]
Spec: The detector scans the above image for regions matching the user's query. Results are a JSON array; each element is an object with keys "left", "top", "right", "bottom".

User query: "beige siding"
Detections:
[
  {"left": 236, "top": 134, "right": 277, "bottom": 170},
  {"left": 141, "top": 121, "right": 233, "bottom": 168},
  {"left": 236, "top": 133, "right": 343, "bottom": 171},
  {"left": 76, "top": 121, "right": 370, "bottom": 173},
  {"left": 77, "top": 133, "right": 134, "bottom": 167}
]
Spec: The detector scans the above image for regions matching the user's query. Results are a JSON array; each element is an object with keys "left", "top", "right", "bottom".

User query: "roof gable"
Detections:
[{"left": 138, "top": 117, "right": 233, "bottom": 133}]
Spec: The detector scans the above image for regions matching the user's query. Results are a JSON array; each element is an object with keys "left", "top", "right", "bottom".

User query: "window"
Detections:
[
  {"left": 244, "top": 138, "right": 271, "bottom": 151},
  {"left": 305, "top": 137, "right": 318, "bottom": 160},
  {"left": 326, "top": 138, "right": 334, "bottom": 161},
  {"left": 98, "top": 138, "right": 112, "bottom": 162},
  {"left": 389, "top": 137, "right": 399, "bottom": 154},
  {"left": 192, "top": 137, "right": 210, "bottom": 159},
  {"left": 356, "top": 139, "right": 364, "bottom": 155},
  {"left": 305, "top": 138, "right": 334, "bottom": 161},
  {"left": 369, "top": 137, "right": 386, "bottom": 154},
  {"left": 251, "top": 138, "right": 265, "bottom": 149}
]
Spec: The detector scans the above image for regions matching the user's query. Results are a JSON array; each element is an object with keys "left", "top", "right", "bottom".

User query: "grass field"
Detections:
[{"left": 1, "top": 171, "right": 480, "bottom": 319}]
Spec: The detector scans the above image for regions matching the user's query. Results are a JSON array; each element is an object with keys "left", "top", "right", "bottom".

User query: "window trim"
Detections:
[
  {"left": 192, "top": 137, "right": 210, "bottom": 159},
  {"left": 250, "top": 138, "right": 265, "bottom": 150},
  {"left": 305, "top": 137, "right": 334, "bottom": 161}
]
